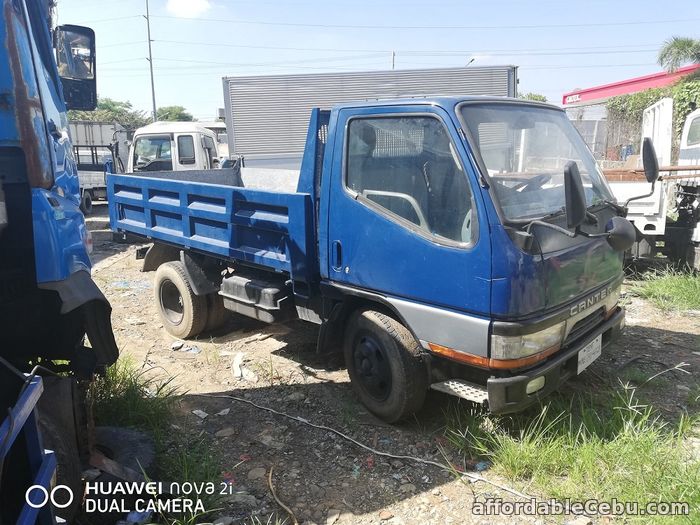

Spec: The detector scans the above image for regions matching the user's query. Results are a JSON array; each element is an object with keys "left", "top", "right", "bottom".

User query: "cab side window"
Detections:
[
  {"left": 346, "top": 116, "right": 475, "bottom": 244},
  {"left": 177, "top": 135, "right": 196, "bottom": 165},
  {"left": 686, "top": 116, "right": 700, "bottom": 147}
]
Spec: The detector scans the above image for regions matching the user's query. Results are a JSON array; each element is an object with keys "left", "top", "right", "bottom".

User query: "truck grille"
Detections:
[{"left": 564, "top": 307, "right": 605, "bottom": 347}]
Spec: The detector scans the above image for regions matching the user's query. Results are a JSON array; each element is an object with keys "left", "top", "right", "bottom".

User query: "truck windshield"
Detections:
[
  {"left": 460, "top": 103, "right": 613, "bottom": 221},
  {"left": 133, "top": 135, "right": 172, "bottom": 171}
]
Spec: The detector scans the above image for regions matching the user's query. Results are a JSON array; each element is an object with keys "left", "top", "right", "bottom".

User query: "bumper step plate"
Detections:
[{"left": 430, "top": 379, "right": 488, "bottom": 404}]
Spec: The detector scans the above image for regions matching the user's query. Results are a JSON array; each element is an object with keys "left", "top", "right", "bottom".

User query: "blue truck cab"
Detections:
[
  {"left": 109, "top": 96, "right": 649, "bottom": 422},
  {"left": 1, "top": 3, "right": 118, "bottom": 521},
  {"left": 0, "top": 0, "right": 117, "bottom": 373}
]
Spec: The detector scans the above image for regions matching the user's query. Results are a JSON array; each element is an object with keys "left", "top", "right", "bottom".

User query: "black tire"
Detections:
[
  {"left": 204, "top": 292, "right": 229, "bottom": 332},
  {"left": 38, "top": 418, "right": 82, "bottom": 522},
  {"left": 154, "top": 261, "right": 208, "bottom": 339},
  {"left": 80, "top": 191, "right": 93, "bottom": 215},
  {"left": 344, "top": 309, "right": 428, "bottom": 423}
]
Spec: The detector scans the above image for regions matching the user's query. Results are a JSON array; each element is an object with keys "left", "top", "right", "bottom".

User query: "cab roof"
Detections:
[
  {"left": 134, "top": 121, "right": 217, "bottom": 136},
  {"left": 331, "top": 95, "right": 562, "bottom": 112}
]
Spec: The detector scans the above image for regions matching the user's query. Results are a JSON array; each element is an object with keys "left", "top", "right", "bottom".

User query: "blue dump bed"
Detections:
[{"left": 107, "top": 170, "right": 315, "bottom": 282}]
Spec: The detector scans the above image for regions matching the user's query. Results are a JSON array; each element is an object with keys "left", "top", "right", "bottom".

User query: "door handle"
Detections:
[{"left": 331, "top": 240, "right": 342, "bottom": 271}]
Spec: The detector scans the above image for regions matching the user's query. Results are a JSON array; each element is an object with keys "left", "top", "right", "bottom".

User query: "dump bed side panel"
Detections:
[{"left": 107, "top": 174, "right": 314, "bottom": 282}]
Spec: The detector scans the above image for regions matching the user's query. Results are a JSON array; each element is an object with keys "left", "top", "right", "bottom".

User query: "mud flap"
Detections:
[
  {"left": 84, "top": 299, "right": 119, "bottom": 368},
  {"left": 39, "top": 270, "right": 119, "bottom": 368}
]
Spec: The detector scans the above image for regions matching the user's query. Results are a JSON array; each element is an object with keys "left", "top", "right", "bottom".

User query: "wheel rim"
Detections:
[
  {"left": 352, "top": 333, "right": 392, "bottom": 402},
  {"left": 160, "top": 279, "right": 184, "bottom": 325}
]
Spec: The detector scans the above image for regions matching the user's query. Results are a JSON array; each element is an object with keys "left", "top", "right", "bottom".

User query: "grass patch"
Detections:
[
  {"left": 446, "top": 387, "right": 700, "bottom": 523},
  {"left": 629, "top": 270, "right": 700, "bottom": 311},
  {"left": 89, "top": 358, "right": 226, "bottom": 524},
  {"left": 89, "top": 356, "right": 177, "bottom": 431}
]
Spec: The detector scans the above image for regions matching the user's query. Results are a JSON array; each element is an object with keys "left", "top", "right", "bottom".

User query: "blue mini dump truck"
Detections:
[
  {"left": 109, "top": 97, "right": 659, "bottom": 423},
  {"left": 1, "top": 0, "right": 118, "bottom": 522}
]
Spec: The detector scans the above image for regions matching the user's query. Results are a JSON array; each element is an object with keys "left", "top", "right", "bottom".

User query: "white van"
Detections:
[{"left": 127, "top": 121, "right": 219, "bottom": 173}]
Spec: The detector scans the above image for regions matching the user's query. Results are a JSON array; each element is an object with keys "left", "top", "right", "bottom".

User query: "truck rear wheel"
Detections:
[
  {"left": 80, "top": 191, "right": 93, "bottom": 215},
  {"left": 344, "top": 309, "right": 428, "bottom": 423},
  {"left": 154, "top": 262, "right": 208, "bottom": 339}
]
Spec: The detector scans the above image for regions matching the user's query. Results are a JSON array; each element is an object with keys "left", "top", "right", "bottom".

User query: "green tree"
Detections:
[
  {"left": 658, "top": 37, "right": 700, "bottom": 72},
  {"left": 519, "top": 92, "right": 548, "bottom": 103},
  {"left": 68, "top": 97, "right": 149, "bottom": 131},
  {"left": 156, "top": 105, "right": 194, "bottom": 122}
]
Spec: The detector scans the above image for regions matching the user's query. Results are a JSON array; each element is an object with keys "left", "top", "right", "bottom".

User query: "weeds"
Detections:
[
  {"left": 629, "top": 270, "right": 700, "bottom": 311},
  {"left": 89, "top": 356, "right": 177, "bottom": 431},
  {"left": 90, "top": 358, "right": 227, "bottom": 524},
  {"left": 446, "top": 386, "right": 700, "bottom": 522}
]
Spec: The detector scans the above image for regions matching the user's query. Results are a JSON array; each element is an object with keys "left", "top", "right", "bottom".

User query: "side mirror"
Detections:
[
  {"left": 641, "top": 138, "right": 659, "bottom": 184},
  {"left": 604, "top": 216, "right": 636, "bottom": 252},
  {"left": 564, "top": 161, "right": 587, "bottom": 229},
  {"left": 54, "top": 25, "right": 96, "bottom": 110}
]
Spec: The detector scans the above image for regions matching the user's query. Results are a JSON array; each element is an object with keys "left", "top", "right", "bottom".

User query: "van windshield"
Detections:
[
  {"left": 459, "top": 103, "right": 613, "bottom": 221},
  {"left": 133, "top": 135, "right": 173, "bottom": 171}
]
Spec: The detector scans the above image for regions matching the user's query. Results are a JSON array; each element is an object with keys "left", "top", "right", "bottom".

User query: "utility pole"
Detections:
[
  {"left": 392, "top": 51, "right": 395, "bottom": 70},
  {"left": 145, "top": 0, "right": 157, "bottom": 122}
]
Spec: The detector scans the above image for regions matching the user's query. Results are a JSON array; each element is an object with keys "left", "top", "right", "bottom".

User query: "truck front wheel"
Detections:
[
  {"left": 154, "top": 262, "right": 208, "bottom": 339},
  {"left": 344, "top": 309, "right": 428, "bottom": 423}
]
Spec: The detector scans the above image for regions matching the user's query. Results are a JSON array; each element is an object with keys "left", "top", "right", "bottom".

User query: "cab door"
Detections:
[{"left": 325, "top": 104, "right": 491, "bottom": 316}]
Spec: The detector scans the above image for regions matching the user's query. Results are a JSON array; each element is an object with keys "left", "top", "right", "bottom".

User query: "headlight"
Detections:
[{"left": 491, "top": 321, "right": 565, "bottom": 363}]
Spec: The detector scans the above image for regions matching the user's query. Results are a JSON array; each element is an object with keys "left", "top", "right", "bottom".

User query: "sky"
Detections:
[{"left": 54, "top": 0, "right": 700, "bottom": 121}]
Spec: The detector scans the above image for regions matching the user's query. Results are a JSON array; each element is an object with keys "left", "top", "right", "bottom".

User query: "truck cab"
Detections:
[
  {"left": 109, "top": 97, "right": 643, "bottom": 422},
  {"left": 127, "top": 121, "right": 220, "bottom": 173}
]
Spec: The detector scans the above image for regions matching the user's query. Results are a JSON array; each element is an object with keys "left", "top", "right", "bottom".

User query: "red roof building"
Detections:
[{"left": 562, "top": 64, "right": 700, "bottom": 107}]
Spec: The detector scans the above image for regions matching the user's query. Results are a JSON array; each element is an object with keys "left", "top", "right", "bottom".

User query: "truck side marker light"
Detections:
[
  {"left": 526, "top": 376, "right": 546, "bottom": 395},
  {"left": 428, "top": 342, "right": 560, "bottom": 370}
]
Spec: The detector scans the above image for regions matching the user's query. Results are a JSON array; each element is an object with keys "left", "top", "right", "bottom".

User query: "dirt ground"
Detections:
[{"left": 88, "top": 203, "right": 700, "bottom": 525}]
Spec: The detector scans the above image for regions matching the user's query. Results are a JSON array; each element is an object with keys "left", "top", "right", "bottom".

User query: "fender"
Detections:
[{"left": 141, "top": 242, "right": 180, "bottom": 272}]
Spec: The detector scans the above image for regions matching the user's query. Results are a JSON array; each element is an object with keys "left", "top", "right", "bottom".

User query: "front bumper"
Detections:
[{"left": 486, "top": 306, "right": 625, "bottom": 414}]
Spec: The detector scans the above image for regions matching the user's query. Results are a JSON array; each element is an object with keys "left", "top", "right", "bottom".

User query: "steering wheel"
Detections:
[
  {"left": 513, "top": 173, "right": 552, "bottom": 192},
  {"left": 135, "top": 158, "right": 154, "bottom": 171}
]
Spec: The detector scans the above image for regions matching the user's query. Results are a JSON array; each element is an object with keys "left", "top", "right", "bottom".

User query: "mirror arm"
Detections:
[
  {"left": 575, "top": 229, "right": 608, "bottom": 239},
  {"left": 623, "top": 180, "right": 656, "bottom": 208},
  {"left": 526, "top": 220, "right": 576, "bottom": 238}
]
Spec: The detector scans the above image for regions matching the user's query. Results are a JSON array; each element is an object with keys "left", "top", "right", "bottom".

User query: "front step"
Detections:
[{"left": 430, "top": 379, "right": 488, "bottom": 404}]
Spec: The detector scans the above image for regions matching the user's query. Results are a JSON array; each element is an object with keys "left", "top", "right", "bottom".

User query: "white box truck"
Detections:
[{"left": 222, "top": 66, "right": 518, "bottom": 168}]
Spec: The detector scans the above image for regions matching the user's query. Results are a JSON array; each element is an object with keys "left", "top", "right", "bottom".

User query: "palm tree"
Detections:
[{"left": 658, "top": 37, "right": 700, "bottom": 72}]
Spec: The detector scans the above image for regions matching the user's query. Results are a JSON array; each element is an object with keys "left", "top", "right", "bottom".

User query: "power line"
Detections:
[
  {"left": 100, "top": 41, "right": 143, "bottom": 49},
  {"left": 150, "top": 15, "right": 699, "bottom": 30},
  {"left": 72, "top": 15, "right": 141, "bottom": 23},
  {"left": 150, "top": 38, "right": 661, "bottom": 56},
  {"left": 100, "top": 57, "right": 145, "bottom": 65},
  {"left": 100, "top": 61, "right": 661, "bottom": 76},
  {"left": 100, "top": 52, "right": 389, "bottom": 71}
]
